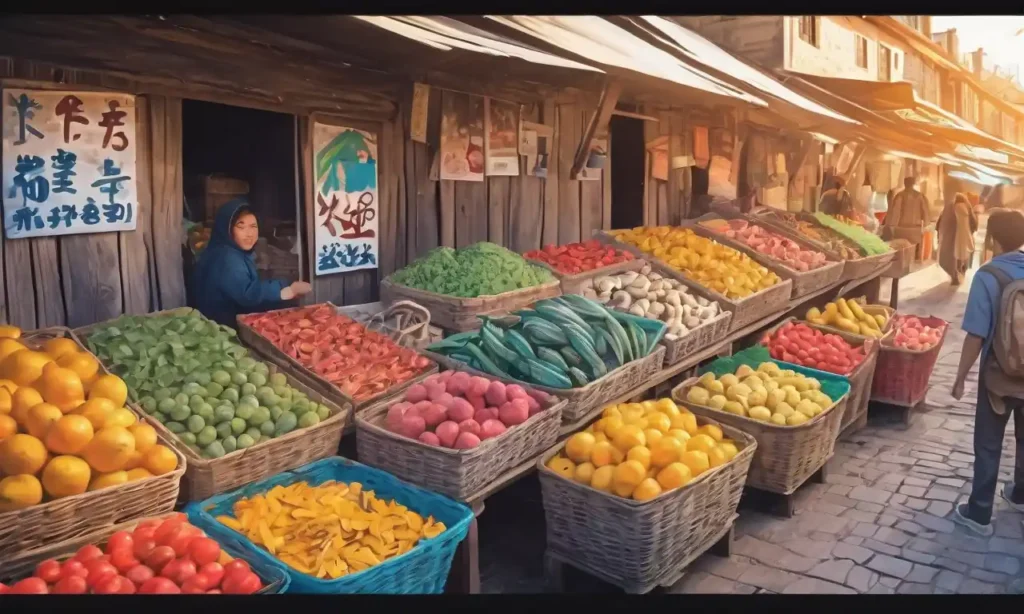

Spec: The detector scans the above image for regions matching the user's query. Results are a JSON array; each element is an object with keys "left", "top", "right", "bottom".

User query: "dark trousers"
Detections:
[{"left": 968, "top": 374, "right": 1024, "bottom": 524}]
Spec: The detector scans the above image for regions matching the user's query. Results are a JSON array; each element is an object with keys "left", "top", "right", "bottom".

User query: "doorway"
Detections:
[
  {"left": 181, "top": 100, "right": 300, "bottom": 307},
  {"left": 609, "top": 116, "right": 645, "bottom": 230}
]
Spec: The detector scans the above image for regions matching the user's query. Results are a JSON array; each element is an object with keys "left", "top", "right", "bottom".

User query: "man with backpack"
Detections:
[{"left": 952, "top": 209, "right": 1024, "bottom": 537}]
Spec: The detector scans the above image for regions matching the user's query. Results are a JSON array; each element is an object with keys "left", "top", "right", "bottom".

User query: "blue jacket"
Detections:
[{"left": 193, "top": 199, "right": 286, "bottom": 328}]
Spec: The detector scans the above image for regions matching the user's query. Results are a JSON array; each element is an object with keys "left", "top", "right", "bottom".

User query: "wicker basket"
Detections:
[
  {"left": 672, "top": 371, "right": 849, "bottom": 495},
  {"left": 425, "top": 346, "right": 666, "bottom": 425},
  {"left": 595, "top": 231, "right": 793, "bottom": 332},
  {"left": 527, "top": 257, "right": 645, "bottom": 295},
  {"left": 871, "top": 316, "right": 949, "bottom": 407},
  {"left": 808, "top": 303, "right": 895, "bottom": 341},
  {"left": 761, "top": 318, "right": 880, "bottom": 437},
  {"left": 0, "top": 513, "right": 290, "bottom": 594},
  {"left": 0, "top": 327, "right": 186, "bottom": 561},
  {"left": 354, "top": 386, "right": 566, "bottom": 501},
  {"left": 74, "top": 314, "right": 352, "bottom": 502},
  {"left": 379, "top": 276, "right": 562, "bottom": 333},
  {"left": 235, "top": 302, "right": 438, "bottom": 411},
  {"left": 659, "top": 310, "right": 733, "bottom": 366},
  {"left": 537, "top": 417, "right": 756, "bottom": 594},
  {"left": 687, "top": 217, "right": 844, "bottom": 300}
]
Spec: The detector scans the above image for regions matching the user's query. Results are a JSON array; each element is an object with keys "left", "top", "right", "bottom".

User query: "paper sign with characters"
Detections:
[
  {"left": 312, "top": 121, "right": 379, "bottom": 276},
  {"left": 2, "top": 89, "right": 138, "bottom": 239}
]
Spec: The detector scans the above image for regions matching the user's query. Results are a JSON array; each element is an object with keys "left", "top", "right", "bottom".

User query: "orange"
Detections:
[
  {"left": 0, "top": 325, "right": 22, "bottom": 340},
  {"left": 10, "top": 387, "right": 44, "bottom": 425},
  {"left": 643, "top": 428, "right": 663, "bottom": 448},
  {"left": 656, "top": 462, "right": 693, "bottom": 490},
  {"left": 141, "top": 444, "right": 177, "bottom": 476},
  {"left": 42, "top": 338, "right": 80, "bottom": 361},
  {"left": 44, "top": 415, "right": 95, "bottom": 455},
  {"left": 0, "top": 434, "right": 48, "bottom": 475},
  {"left": 589, "top": 465, "right": 615, "bottom": 492},
  {"left": 88, "top": 470, "right": 128, "bottom": 492},
  {"left": 545, "top": 456, "right": 575, "bottom": 480},
  {"left": 696, "top": 424, "right": 724, "bottom": 442},
  {"left": 56, "top": 353, "right": 100, "bottom": 388},
  {"left": 88, "top": 375, "right": 128, "bottom": 407},
  {"left": 686, "top": 434, "right": 717, "bottom": 455},
  {"left": 679, "top": 450, "right": 710, "bottom": 478},
  {"left": 600, "top": 416, "right": 624, "bottom": 439},
  {"left": 564, "top": 432, "right": 596, "bottom": 464},
  {"left": 632, "top": 478, "right": 663, "bottom": 502},
  {"left": 601, "top": 406, "right": 623, "bottom": 420},
  {"left": 106, "top": 408, "right": 137, "bottom": 428},
  {"left": 0, "top": 388, "right": 11, "bottom": 415},
  {"left": 645, "top": 412, "right": 672, "bottom": 434},
  {"left": 590, "top": 441, "right": 623, "bottom": 468},
  {"left": 125, "top": 468, "right": 153, "bottom": 482},
  {"left": 650, "top": 436, "right": 685, "bottom": 468},
  {"left": 121, "top": 449, "right": 145, "bottom": 471},
  {"left": 718, "top": 441, "right": 739, "bottom": 461},
  {"left": 626, "top": 446, "right": 652, "bottom": 471},
  {"left": 0, "top": 338, "right": 27, "bottom": 362},
  {"left": 41, "top": 455, "right": 91, "bottom": 498},
  {"left": 0, "top": 380, "right": 17, "bottom": 394},
  {"left": 573, "top": 462, "right": 595, "bottom": 485},
  {"left": 1, "top": 350, "right": 53, "bottom": 386},
  {"left": 612, "top": 460, "right": 646, "bottom": 491},
  {"left": 0, "top": 414, "right": 16, "bottom": 440},
  {"left": 24, "top": 403, "right": 64, "bottom": 439},
  {"left": 0, "top": 474, "right": 43, "bottom": 512},
  {"left": 671, "top": 411, "right": 699, "bottom": 436},
  {"left": 612, "top": 424, "right": 646, "bottom": 453},
  {"left": 72, "top": 398, "right": 116, "bottom": 430},
  {"left": 667, "top": 429, "right": 691, "bottom": 444},
  {"left": 35, "top": 363, "right": 85, "bottom": 413},
  {"left": 654, "top": 398, "right": 680, "bottom": 417},
  {"left": 613, "top": 481, "right": 636, "bottom": 497},
  {"left": 82, "top": 426, "right": 136, "bottom": 473},
  {"left": 128, "top": 423, "right": 157, "bottom": 454},
  {"left": 707, "top": 446, "right": 729, "bottom": 469}
]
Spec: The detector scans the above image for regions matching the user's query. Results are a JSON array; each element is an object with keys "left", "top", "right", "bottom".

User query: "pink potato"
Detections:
[
  {"left": 422, "top": 403, "right": 448, "bottom": 428},
  {"left": 434, "top": 392, "right": 456, "bottom": 410},
  {"left": 418, "top": 431, "right": 441, "bottom": 446},
  {"left": 525, "top": 396, "right": 542, "bottom": 416},
  {"left": 405, "top": 384, "right": 428, "bottom": 403},
  {"left": 438, "top": 369, "right": 455, "bottom": 382},
  {"left": 485, "top": 381, "right": 508, "bottom": 407},
  {"left": 453, "top": 431, "right": 481, "bottom": 449},
  {"left": 466, "top": 393, "right": 487, "bottom": 412},
  {"left": 458, "top": 419, "right": 482, "bottom": 437},
  {"left": 505, "top": 384, "right": 528, "bottom": 401},
  {"left": 448, "top": 397, "right": 475, "bottom": 422},
  {"left": 499, "top": 398, "right": 530, "bottom": 426},
  {"left": 469, "top": 376, "right": 490, "bottom": 397},
  {"left": 480, "top": 419, "right": 507, "bottom": 440},
  {"left": 401, "top": 415, "right": 426, "bottom": 439},
  {"left": 386, "top": 405, "right": 407, "bottom": 432},
  {"left": 526, "top": 388, "right": 550, "bottom": 404},
  {"left": 425, "top": 381, "right": 447, "bottom": 401},
  {"left": 474, "top": 407, "right": 499, "bottom": 424},
  {"left": 447, "top": 372, "right": 471, "bottom": 397},
  {"left": 435, "top": 421, "right": 461, "bottom": 448}
]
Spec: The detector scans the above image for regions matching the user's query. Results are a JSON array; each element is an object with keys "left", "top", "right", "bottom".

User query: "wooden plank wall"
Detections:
[
  {"left": 641, "top": 106, "right": 693, "bottom": 226},
  {"left": 0, "top": 57, "right": 185, "bottom": 329}
]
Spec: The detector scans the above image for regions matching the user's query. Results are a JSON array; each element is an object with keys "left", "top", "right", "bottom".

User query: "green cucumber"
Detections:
[
  {"left": 564, "top": 324, "right": 607, "bottom": 379},
  {"left": 537, "top": 347, "right": 570, "bottom": 372},
  {"left": 560, "top": 346, "right": 584, "bottom": 368},
  {"left": 597, "top": 327, "right": 624, "bottom": 367},
  {"left": 557, "top": 294, "right": 611, "bottom": 320},
  {"left": 535, "top": 301, "right": 597, "bottom": 338},
  {"left": 504, "top": 328, "right": 537, "bottom": 360},
  {"left": 568, "top": 367, "right": 590, "bottom": 387},
  {"left": 524, "top": 358, "right": 573, "bottom": 389},
  {"left": 480, "top": 324, "right": 520, "bottom": 365}
]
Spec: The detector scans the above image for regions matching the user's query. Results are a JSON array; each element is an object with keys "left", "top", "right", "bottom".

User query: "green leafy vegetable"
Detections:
[{"left": 391, "top": 242, "right": 553, "bottom": 297}]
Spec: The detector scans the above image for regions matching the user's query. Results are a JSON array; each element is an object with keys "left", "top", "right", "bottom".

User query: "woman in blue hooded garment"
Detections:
[{"left": 193, "top": 198, "right": 311, "bottom": 328}]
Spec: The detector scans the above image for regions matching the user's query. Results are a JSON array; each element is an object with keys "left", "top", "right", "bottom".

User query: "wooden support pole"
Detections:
[
  {"left": 570, "top": 78, "right": 622, "bottom": 180},
  {"left": 788, "top": 138, "right": 816, "bottom": 187}
]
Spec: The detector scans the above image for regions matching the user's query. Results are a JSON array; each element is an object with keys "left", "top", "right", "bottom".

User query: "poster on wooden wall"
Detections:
[
  {"left": 312, "top": 121, "right": 379, "bottom": 276},
  {"left": 440, "top": 92, "right": 484, "bottom": 182},
  {"left": 2, "top": 89, "right": 138, "bottom": 239},
  {"left": 484, "top": 98, "right": 520, "bottom": 176},
  {"left": 410, "top": 82, "right": 430, "bottom": 144}
]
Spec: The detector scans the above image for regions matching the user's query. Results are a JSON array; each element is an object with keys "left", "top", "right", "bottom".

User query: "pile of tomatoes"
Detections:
[
  {"left": 524, "top": 240, "right": 634, "bottom": 276},
  {"left": 0, "top": 514, "right": 264, "bottom": 595},
  {"left": 761, "top": 321, "right": 867, "bottom": 376}
]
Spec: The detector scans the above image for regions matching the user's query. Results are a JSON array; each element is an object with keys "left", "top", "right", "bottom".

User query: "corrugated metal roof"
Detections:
[
  {"left": 638, "top": 17, "right": 857, "bottom": 125},
  {"left": 485, "top": 16, "right": 767, "bottom": 107},
  {"left": 352, "top": 16, "right": 601, "bottom": 72}
]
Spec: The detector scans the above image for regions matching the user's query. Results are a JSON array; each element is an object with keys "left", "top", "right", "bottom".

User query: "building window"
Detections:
[
  {"left": 855, "top": 35, "right": 869, "bottom": 69},
  {"left": 798, "top": 16, "right": 819, "bottom": 47},
  {"left": 878, "top": 45, "right": 892, "bottom": 81}
]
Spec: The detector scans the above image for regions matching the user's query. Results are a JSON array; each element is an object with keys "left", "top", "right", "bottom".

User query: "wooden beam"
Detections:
[
  {"left": 788, "top": 138, "right": 817, "bottom": 187},
  {"left": 611, "top": 109, "right": 659, "bottom": 122},
  {"left": 570, "top": 78, "right": 622, "bottom": 180}
]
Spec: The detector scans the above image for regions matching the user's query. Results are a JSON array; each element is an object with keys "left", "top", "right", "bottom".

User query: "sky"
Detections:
[{"left": 931, "top": 16, "right": 1024, "bottom": 79}]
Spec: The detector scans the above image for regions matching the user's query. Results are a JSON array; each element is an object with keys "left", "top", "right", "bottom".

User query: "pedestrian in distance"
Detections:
[
  {"left": 952, "top": 209, "right": 1024, "bottom": 537},
  {"left": 936, "top": 193, "right": 978, "bottom": 286}
]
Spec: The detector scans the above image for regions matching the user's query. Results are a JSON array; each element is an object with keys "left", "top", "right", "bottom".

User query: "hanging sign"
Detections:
[
  {"left": 410, "top": 83, "right": 430, "bottom": 144},
  {"left": 484, "top": 98, "right": 520, "bottom": 176},
  {"left": 312, "top": 121, "right": 379, "bottom": 276},
  {"left": 2, "top": 88, "right": 138, "bottom": 239}
]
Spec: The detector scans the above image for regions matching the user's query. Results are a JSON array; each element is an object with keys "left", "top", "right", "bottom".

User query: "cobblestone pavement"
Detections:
[{"left": 479, "top": 262, "right": 1024, "bottom": 594}]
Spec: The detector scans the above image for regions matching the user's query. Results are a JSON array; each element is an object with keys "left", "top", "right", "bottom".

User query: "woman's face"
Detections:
[{"left": 232, "top": 212, "right": 259, "bottom": 251}]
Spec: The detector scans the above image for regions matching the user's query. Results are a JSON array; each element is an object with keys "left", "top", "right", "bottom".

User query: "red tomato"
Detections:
[
  {"left": 221, "top": 571, "right": 261, "bottom": 595},
  {"left": 133, "top": 525, "right": 157, "bottom": 542},
  {"left": 144, "top": 546, "right": 176, "bottom": 574},
  {"left": 0, "top": 582, "right": 9, "bottom": 594},
  {"left": 85, "top": 561, "right": 118, "bottom": 588},
  {"left": 34, "top": 559, "right": 62, "bottom": 584},
  {"left": 106, "top": 531, "right": 134, "bottom": 554},
  {"left": 125, "top": 564, "right": 155, "bottom": 587},
  {"left": 118, "top": 578, "right": 137, "bottom": 595},
  {"left": 155, "top": 521, "right": 184, "bottom": 547},
  {"left": 133, "top": 538, "right": 157, "bottom": 561},
  {"left": 11, "top": 577, "right": 49, "bottom": 594},
  {"left": 161, "top": 559, "right": 197, "bottom": 585},
  {"left": 223, "top": 559, "right": 250, "bottom": 576},
  {"left": 181, "top": 574, "right": 213, "bottom": 593},
  {"left": 186, "top": 538, "right": 221, "bottom": 566},
  {"left": 93, "top": 575, "right": 125, "bottom": 595},
  {"left": 168, "top": 532, "right": 199, "bottom": 558},
  {"left": 74, "top": 544, "right": 104, "bottom": 563},
  {"left": 138, "top": 577, "right": 180, "bottom": 594},
  {"left": 51, "top": 575, "right": 88, "bottom": 594},
  {"left": 59, "top": 560, "right": 88, "bottom": 580},
  {"left": 110, "top": 548, "right": 139, "bottom": 573},
  {"left": 135, "top": 519, "right": 162, "bottom": 532},
  {"left": 197, "top": 563, "right": 224, "bottom": 588},
  {"left": 207, "top": 589, "right": 222, "bottom": 594}
]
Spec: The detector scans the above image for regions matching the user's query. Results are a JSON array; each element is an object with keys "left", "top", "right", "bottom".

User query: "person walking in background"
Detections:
[
  {"left": 937, "top": 193, "right": 978, "bottom": 286},
  {"left": 951, "top": 209, "right": 1024, "bottom": 537},
  {"left": 818, "top": 176, "right": 855, "bottom": 218}
]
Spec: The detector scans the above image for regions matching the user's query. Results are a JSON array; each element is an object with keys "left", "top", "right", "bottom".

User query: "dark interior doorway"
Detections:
[{"left": 609, "top": 116, "right": 645, "bottom": 230}]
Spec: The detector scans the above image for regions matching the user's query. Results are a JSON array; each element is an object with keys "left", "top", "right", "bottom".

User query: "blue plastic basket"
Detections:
[{"left": 185, "top": 457, "right": 473, "bottom": 594}]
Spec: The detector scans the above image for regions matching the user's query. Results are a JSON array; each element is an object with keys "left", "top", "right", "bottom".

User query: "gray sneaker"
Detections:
[
  {"left": 952, "top": 502, "right": 995, "bottom": 537},
  {"left": 1000, "top": 483, "right": 1024, "bottom": 513}
]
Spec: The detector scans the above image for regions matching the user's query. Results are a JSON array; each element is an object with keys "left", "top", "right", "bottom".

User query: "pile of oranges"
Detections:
[
  {"left": 546, "top": 398, "right": 741, "bottom": 502},
  {"left": 0, "top": 328, "right": 179, "bottom": 513}
]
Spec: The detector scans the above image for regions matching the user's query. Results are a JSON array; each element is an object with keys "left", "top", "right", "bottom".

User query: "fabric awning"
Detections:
[
  {"left": 484, "top": 16, "right": 767, "bottom": 107},
  {"left": 797, "top": 74, "right": 917, "bottom": 111}
]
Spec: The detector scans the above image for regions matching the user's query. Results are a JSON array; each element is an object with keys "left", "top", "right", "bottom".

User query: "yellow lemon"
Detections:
[
  {"left": 718, "top": 441, "right": 739, "bottom": 461},
  {"left": 565, "top": 432, "right": 596, "bottom": 463},
  {"left": 643, "top": 428, "right": 663, "bottom": 448},
  {"left": 573, "top": 462, "right": 596, "bottom": 485},
  {"left": 667, "top": 428, "right": 691, "bottom": 444},
  {"left": 626, "top": 446, "right": 652, "bottom": 471},
  {"left": 546, "top": 456, "right": 576, "bottom": 480},
  {"left": 593, "top": 431, "right": 609, "bottom": 444},
  {"left": 656, "top": 462, "right": 693, "bottom": 490},
  {"left": 696, "top": 424, "right": 724, "bottom": 442},
  {"left": 590, "top": 465, "right": 615, "bottom": 492},
  {"left": 613, "top": 460, "right": 647, "bottom": 490},
  {"left": 707, "top": 446, "right": 729, "bottom": 469},
  {"left": 632, "top": 478, "right": 663, "bottom": 502},
  {"left": 601, "top": 416, "right": 625, "bottom": 439},
  {"left": 671, "top": 411, "right": 698, "bottom": 435},
  {"left": 612, "top": 424, "right": 646, "bottom": 453},
  {"left": 645, "top": 412, "right": 672, "bottom": 434},
  {"left": 679, "top": 450, "right": 710, "bottom": 477},
  {"left": 601, "top": 406, "right": 623, "bottom": 420},
  {"left": 590, "top": 441, "right": 623, "bottom": 467},
  {"left": 655, "top": 398, "right": 680, "bottom": 417},
  {"left": 650, "top": 436, "right": 685, "bottom": 468},
  {"left": 614, "top": 481, "right": 636, "bottom": 497},
  {"left": 686, "top": 434, "right": 717, "bottom": 455}
]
